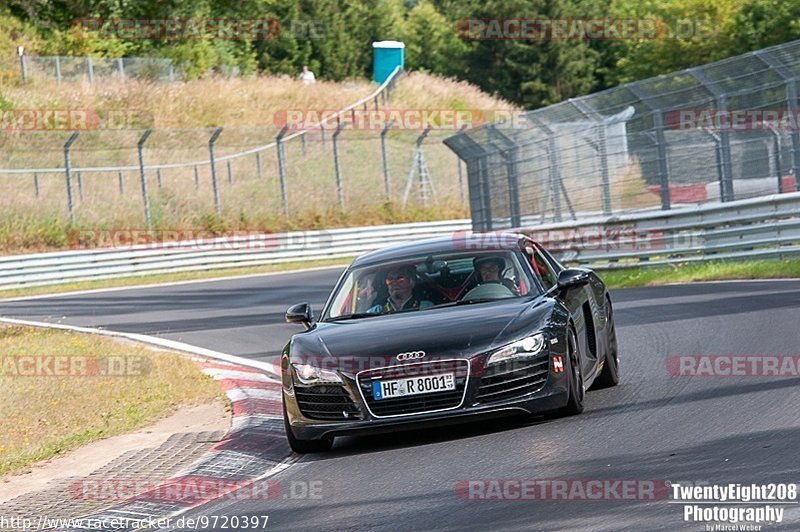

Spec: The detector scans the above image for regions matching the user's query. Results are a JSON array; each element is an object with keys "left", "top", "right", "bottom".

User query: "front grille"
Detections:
[
  {"left": 295, "top": 385, "right": 362, "bottom": 421},
  {"left": 357, "top": 360, "right": 469, "bottom": 417},
  {"left": 476, "top": 354, "right": 549, "bottom": 403}
]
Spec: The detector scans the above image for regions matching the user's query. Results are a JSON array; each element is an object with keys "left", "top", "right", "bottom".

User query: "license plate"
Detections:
[{"left": 372, "top": 372, "right": 455, "bottom": 400}]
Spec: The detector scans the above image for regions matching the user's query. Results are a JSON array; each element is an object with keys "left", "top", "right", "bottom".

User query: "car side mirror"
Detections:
[
  {"left": 285, "top": 302, "right": 314, "bottom": 330},
  {"left": 557, "top": 268, "right": 591, "bottom": 290}
]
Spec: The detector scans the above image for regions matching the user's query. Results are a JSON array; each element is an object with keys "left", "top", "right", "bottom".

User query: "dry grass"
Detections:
[
  {"left": 0, "top": 72, "right": 512, "bottom": 254},
  {"left": 0, "top": 325, "right": 225, "bottom": 476}
]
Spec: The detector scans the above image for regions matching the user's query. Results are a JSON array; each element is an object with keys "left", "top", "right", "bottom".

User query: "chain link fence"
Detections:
[
  {"left": 444, "top": 40, "right": 800, "bottom": 231},
  {"left": 4, "top": 55, "right": 177, "bottom": 84},
  {"left": 0, "top": 69, "right": 467, "bottom": 231}
]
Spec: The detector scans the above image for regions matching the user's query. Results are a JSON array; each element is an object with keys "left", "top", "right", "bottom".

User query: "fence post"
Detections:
[
  {"left": 380, "top": 120, "right": 394, "bottom": 201},
  {"left": 55, "top": 56, "right": 62, "bottom": 84},
  {"left": 769, "top": 127, "right": 783, "bottom": 193},
  {"left": 77, "top": 172, "right": 84, "bottom": 201},
  {"left": 156, "top": 168, "right": 162, "bottom": 188},
  {"left": 137, "top": 129, "right": 153, "bottom": 229},
  {"left": 63, "top": 132, "right": 80, "bottom": 224},
  {"left": 320, "top": 123, "right": 326, "bottom": 148},
  {"left": 86, "top": 57, "right": 94, "bottom": 85},
  {"left": 34, "top": 173, "right": 40, "bottom": 198},
  {"left": 194, "top": 165, "right": 200, "bottom": 190},
  {"left": 208, "top": 127, "right": 224, "bottom": 216},
  {"left": 301, "top": 132, "right": 307, "bottom": 156},
  {"left": 276, "top": 126, "right": 289, "bottom": 217},
  {"left": 333, "top": 122, "right": 345, "bottom": 210},
  {"left": 19, "top": 50, "right": 27, "bottom": 83},
  {"left": 117, "top": 58, "right": 125, "bottom": 79},
  {"left": 118, "top": 170, "right": 124, "bottom": 195},
  {"left": 597, "top": 124, "right": 612, "bottom": 215},
  {"left": 226, "top": 160, "right": 233, "bottom": 185},
  {"left": 255, "top": 152, "right": 263, "bottom": 180}
]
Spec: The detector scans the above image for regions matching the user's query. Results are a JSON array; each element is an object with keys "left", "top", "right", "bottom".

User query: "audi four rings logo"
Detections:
[{"left": 397, "top": 351, "right": 426, "bottom": 361}]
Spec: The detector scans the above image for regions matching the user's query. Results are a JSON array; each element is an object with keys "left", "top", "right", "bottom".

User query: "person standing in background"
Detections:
[{"left": 299, "top": 65, "right": 316, "bottom": 84}]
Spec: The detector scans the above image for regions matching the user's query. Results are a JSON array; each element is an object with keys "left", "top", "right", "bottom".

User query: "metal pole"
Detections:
[
  {"left": 63, "top": 132, "right": 79, "bottom": 224},
  {"left": 86, "top": 57, "right": 94, "bottom": 85},
  {"left": 416, "top": 127, "right": 431, "bottom": 207},
  {"left": 208, "top": 127, "right": 224, "bottom": 216},
  {"left": 34, "top": 173, "right": 40, "bottom": 198},
  {"left": 301, "top": 132, "right": 307, "bottom": 156},
  {"left": 118, "top": 170, "right": 124, "bottom": 195},
  {"left": 226, "top": 160, "right": 233, "bottom": 185},
  {"left": 255, "top": 152, "right": 263, "bottom": 180},
  {"left": 770, "top": 128, "right": 783, "bottom": 193},
  {"left": 333, "top": 123, "right": 345, "bottom": 210},
  {"left": 117, "top": 58, "right": 125, "bottom": 79},
  {"left": 194, "top": 165, "right": 200, "bottom": 190},
  {"left": 320, "top": 123, "right": 326, "bottom": 148},
  {"left": 597, "top": 123, "right": 612, "bottom": 215},
  {"left": 653, "top": 111, "right": 672, "bottom": 210},
  {"left": 457, "top": 159, "right": 465, "bottom": 203},
  {"left": 380, "top": 120, "right": 394, "bottom": 201},
  {"left": 55, "top": 56, "right": 61, "bottom": 84},
  {"left": 276, "top": 126, "right": 289, "bottom": 217},
  {"left": 137, "top": 129, "right": 153, "bottom": 229},
  {"left": 77, "top": 172, "right": 84, "bottom": 201},
  {"left": 156, "top": 168, "right": 162, "bottom": 188},
  {"left": 19, "top": 52, "right": 27, "bottom": 83}
]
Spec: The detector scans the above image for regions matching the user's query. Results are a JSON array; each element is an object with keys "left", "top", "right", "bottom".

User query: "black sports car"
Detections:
[{"left": 281, "top": 232, "right": 619, "bottom": 453}]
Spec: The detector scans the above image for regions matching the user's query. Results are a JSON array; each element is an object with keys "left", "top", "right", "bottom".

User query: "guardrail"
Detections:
[
  {"left": 0, "top": 220, "right": 470, "bottom": 290},
  {"left": 0, "top": 192, "right": 797, "bottom": 290}
]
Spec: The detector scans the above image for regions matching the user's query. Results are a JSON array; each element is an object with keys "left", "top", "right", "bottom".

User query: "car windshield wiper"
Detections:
[
  {"left": 429, "top": 297, "right": 506, "bottom": 309},
  {"left": 326, "top": 312, "right": 381, "bottom": 321}
]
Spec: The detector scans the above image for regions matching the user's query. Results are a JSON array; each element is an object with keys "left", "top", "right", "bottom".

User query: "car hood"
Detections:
[{"left": 289, "top": 296, "right": 554, "bottom": 371}]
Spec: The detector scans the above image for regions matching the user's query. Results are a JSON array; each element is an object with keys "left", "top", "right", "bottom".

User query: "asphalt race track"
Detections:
[{"left": 2, "top": 274, "right": 799, "bottom": 531}]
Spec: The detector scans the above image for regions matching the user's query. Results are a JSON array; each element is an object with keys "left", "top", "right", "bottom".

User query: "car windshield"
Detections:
[{"left": 324, "top": 250, "right": 538, "bottom": 320}]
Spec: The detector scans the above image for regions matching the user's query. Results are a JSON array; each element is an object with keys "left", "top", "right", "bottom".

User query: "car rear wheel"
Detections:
[
  {"left": 283, "top": 402, "right": 334, "bottom": 454},
  {"left": 555, "top": 328, "right": 585, "bottom": 416},
  {"left": 592, "top": 298, "right": 620, "bottom": 389}
]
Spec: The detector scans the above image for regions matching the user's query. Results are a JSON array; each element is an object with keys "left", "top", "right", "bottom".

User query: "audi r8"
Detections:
[{"left": 281, "top": 232, "right": 619, "bottom": 453}]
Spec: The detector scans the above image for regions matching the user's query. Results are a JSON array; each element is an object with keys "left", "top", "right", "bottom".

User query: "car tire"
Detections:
[
  {"left": 283, "top": 403, "right": 334, "bottom": 454},
  {"left": 554, "top": 328, "right": 585, "bottom": 417},
  {"left": 592, "top": 298, "right": 620, "bottom": 389}
]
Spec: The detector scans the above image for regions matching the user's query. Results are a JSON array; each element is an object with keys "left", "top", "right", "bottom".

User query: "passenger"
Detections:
[{"left": 367, "top": 265, "right": 433, "bottom": 313}]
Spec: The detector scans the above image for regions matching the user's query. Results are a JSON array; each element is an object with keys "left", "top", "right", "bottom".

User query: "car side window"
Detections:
[{"left": 532, "top": 250, "right": 558, "bottom": 290}]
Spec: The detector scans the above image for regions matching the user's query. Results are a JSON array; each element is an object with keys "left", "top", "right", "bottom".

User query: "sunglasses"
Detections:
[{"left": 385, "top": 274, "right": 410, "bottom": 284}]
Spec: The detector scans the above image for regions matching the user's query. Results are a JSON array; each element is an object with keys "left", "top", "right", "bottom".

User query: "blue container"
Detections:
[{"left": 373, "top": 41, "right": 405, "bottom": 84}]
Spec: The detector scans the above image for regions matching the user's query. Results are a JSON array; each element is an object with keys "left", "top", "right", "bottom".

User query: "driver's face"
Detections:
[
  {"left": 480, "top": 263, "right": 500, "bottom": 281},
  {"left": 385, "top": 270, "right": 413, "bottom": 299}
]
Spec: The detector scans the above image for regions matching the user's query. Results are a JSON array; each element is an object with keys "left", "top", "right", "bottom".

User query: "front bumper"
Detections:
[{"left": 283, "top": 354, "right": 570, "bottom": 441}]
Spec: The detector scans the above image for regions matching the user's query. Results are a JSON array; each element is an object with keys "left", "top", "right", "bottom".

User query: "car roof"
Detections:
[{"left": 350, "top": 232, "right": 532, "bottom": 268}]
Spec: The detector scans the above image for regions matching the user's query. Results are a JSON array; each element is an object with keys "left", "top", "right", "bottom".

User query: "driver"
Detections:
[
  {"left": 368, "top": 265, "right": 433, "bottom": 314},
  {"left": 474, "top": 256, "right": 519, "bottom": 294}
]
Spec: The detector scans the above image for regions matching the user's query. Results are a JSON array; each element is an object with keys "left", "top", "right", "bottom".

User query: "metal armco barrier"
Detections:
[{"left": 0, "top": 192, "right": 797, "bottom": 290}]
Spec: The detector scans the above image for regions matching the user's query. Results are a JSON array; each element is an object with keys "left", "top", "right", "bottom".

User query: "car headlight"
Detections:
[
  {"left": 487, "top": 333, "right": 546, "bottom": 365},
  {"left": 291, "top": 362, "right": 344, "bottom": 385}
]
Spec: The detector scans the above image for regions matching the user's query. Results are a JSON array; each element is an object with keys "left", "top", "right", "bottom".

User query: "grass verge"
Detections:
[
  {"left": 0, "top": 325, "right": 225, "bottom": 477},
  {"left": 0, "top": 257, "right": 353, "bottom": 300},
  {"left": 598, "top": 259, "right": 800, "bottom": 289}
]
